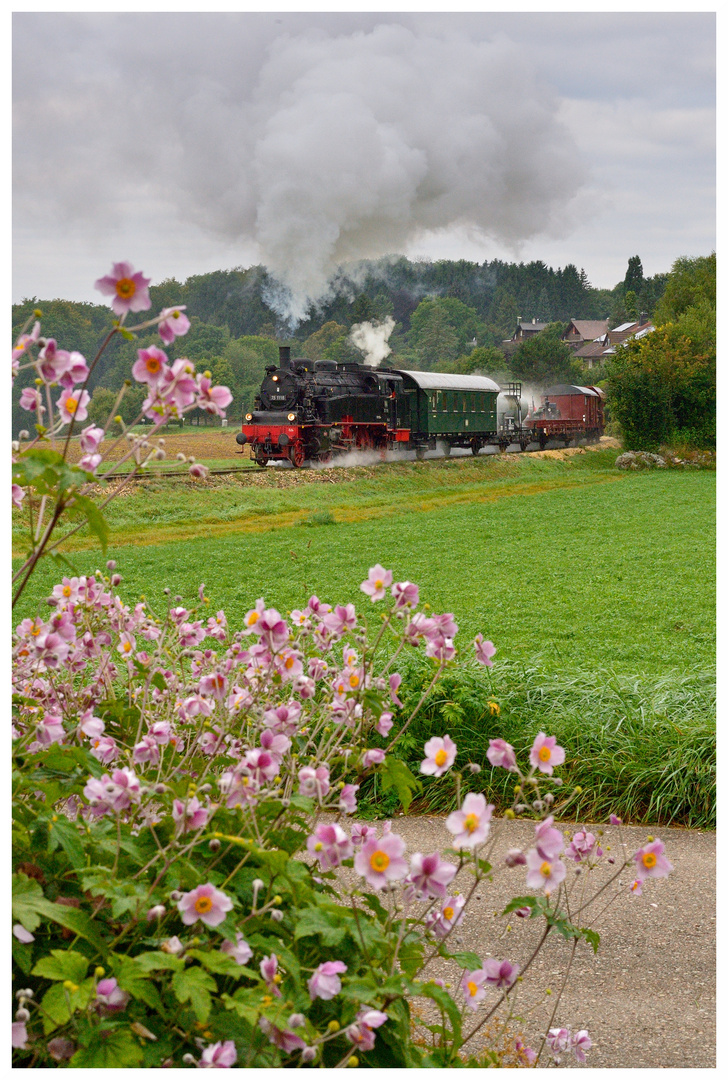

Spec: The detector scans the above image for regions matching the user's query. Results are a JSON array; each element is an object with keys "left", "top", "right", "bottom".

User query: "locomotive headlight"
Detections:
[
  {"left": 272, "top": 375, "right": 279, "bottom": 382},
  {"left": 245, "top": 413, "right": 253, "bottom": 421},
  {"left": 287, "top": 412, "right": 296, "bottom": 422}
]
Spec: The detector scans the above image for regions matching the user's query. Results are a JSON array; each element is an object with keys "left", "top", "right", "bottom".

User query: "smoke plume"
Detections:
[
  {"left": 348, "top": 317, "right": 396, "bottom": 367},
  {"left": 14, "top": 15, "right": 587, "bottom": 320}
]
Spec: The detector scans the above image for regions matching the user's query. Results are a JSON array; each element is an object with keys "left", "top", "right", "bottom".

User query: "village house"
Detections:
[
  {"left": 572, "top": 315, "right": 655, "bottom": 370},
  {"left": 561, "top": 319, "right": 610, "bottom": 347}
]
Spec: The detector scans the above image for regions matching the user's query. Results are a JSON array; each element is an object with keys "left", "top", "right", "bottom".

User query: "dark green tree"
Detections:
[
  {"left": 510, "top": 323, "right": 575, "bottom": 384},
  {"left": 624, "top": 255, "right": 645, "bottom": 296}
]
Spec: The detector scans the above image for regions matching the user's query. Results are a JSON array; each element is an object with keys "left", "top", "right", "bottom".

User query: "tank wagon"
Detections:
[
  {"left": 236, "top": 348, "right": 604, "bottom": 466},
  {"left": 524, "top": 384, "right": 605, "bottom": 449}
]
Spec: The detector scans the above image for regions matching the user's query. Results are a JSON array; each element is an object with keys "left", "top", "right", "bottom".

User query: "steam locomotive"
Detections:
[{"left": 235, "top": 346, "right": 604, "bottom": 466}]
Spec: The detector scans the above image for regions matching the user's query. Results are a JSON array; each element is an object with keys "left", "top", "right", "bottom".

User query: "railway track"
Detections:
[{"left": 112, "top": 439, "right": 599, "bottom": 482}]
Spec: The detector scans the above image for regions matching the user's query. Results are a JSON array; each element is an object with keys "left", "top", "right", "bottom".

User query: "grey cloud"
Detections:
[{"left": 12, "top": 13, "right": 715, "bottom": 304}]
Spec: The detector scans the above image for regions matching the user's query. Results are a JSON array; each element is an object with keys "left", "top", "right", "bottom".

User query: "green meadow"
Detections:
[{"left": 13, "top": 447, "right": 715, "bottom": 825}]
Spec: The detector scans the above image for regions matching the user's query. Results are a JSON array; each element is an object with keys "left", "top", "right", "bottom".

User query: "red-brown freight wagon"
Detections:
[{"left": 524, "top": 384, "right": 605, "bottom": 448}]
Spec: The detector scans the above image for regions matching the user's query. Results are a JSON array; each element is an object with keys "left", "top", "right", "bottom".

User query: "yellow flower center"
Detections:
[
  {"left": 115, "top": 277, "right": 136, "bottom": 299},
  {"left": 349, "top": 673, "right": 360, "bottom": 688},
  {"left": 194, "top": 895, "right": 213, "bottom": 914},
  {"left": 464, "top": 813, "right": 479, "bottom": 833},
  {"left": 65, "top": 397, "right": 78, "bottom": 413},
  {"left": 145, "top": 355, "right": 161, "bottom": 373},
  {"left": 30, "top": 625, "right": 41, "bottom": 636},
  {"left": 247, "top": 611, "right": 259, "bottom": 626},
  {"left": 642, "top": 851, "right": 657, "bottom": 869},
  {"left": 467, "top": 980, "right": 479, "bottom": 997},
  {"left": 538, "top": 745, "right": 552, "bottom": 762},
  {"left": 370, "top": 850, "right": 390, "bottom": 873},
  {"left": 62, "top": 585, "right": 72, "bottom": 597},
  {"left": 540, "top": 861, "right": 552, "bottom": 877},
  {"left": 443, "top": 906, "right": 454, "bottom": 920},
  {"left": 375, "top": 579, "right": 383, "bottom": 589},
  {"left": 434, "top": 749, "right": 448, "bottom": 767},
  {"left": 123, "top": 641, "right": 132, "bottom": 652}
]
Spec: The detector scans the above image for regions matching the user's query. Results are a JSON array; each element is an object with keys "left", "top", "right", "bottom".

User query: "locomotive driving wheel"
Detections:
[
  {"left": 470, "top": 438, "right": 481, "bottom": 456},
  {"left": 255, "top": 449, "right": 269, "bottom": 468},
  {"left": 519, "top": 437, "right": 529, "bottom": 452},
  {"left": 290, "top": 442, "right": 306, "bottom": 468}
]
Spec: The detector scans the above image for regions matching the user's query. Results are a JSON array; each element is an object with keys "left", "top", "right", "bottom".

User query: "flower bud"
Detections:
[
  {"left": 209, "top": 838, "right": 221, "bottom": 852},
  {"left": 270, "top": 909, "right": 283, "bottom": 922},
  {"left": 182, "top": 1054, "right": 196, "bottom": 1065},
  {"left": 147, "top": 905, "right": 166, "bottom": 921},
  {"left": 289, "top": 1013, "right": 305, "bottom": 1029},
  {"left": 467, "top": 763, "right": 481, "bottom": 774},
  {"left": 301, "top": 1047, "right": 316, "bottom": 1063},
  {"left": 327, "top": 1020, "right": 340, "bottom": 1032},
  {"left": 348, "top": 1056, "right": 359, "bottom": 1068},
  {"left": 169, "top": 890, "right": 183, "bottom": 902},
  {"left": 94, "top": 966, "right": 105, "bottom": 978},
  {"left": 15, "top": 1007, "right": 30, "bottom": 1022}
]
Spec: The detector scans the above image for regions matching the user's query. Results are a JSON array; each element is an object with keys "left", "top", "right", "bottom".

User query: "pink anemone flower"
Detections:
[
  {"left": 354, "top": 832, "right": 408, "bottom": 890},
  {"left": 158, "top": 306, "right": 191, "bottom": 344},
  {"left": 529, "top": 732, "right": 565, "bottom": 775},
  {"left": 445, "top": 792, "right": 494, "bottom": 848},
  {"left": 360, "top": 564, "right": 393, "bottom": 602},
  {"left": 633, "top": 838, "right": 673, "bottom": 880},
  {"left": 95, "top": 261, "right": 152, "bottom": 315},
  {"left": 177, "top": 883, "right": 233, "bottom": 927},
  {"left": 420, "top": 734, "right": 457, "bottom": 776}
]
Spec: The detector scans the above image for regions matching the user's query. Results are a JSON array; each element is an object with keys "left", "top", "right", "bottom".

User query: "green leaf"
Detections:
[
  {"left": 419, "top": 981, "right": 462, "bottom": 1044},
  {"left": 443, "top": 949, "right": 482, "bottom": 971},
  {"left": 134, "top": 951, "right": 184, "bottom": 974},
  {"left": 66, "top": 494, "right": 109, "bottom": 552},
  {"left": 293, "top": 905, "right": 346, "bottom": 946},
  {"left": 398, "top": 934, "right": 425, "bottom": 978},
  {"left": 48, "top": 816, "right": 87, "bottom": 870},
  {"left": 25, "top": 894, "right": 108, "bottom": 956},
  {"left": 111, "top": 956, "right": 166, "bottom": 1013},
  {"left": 380, "top": 756, "right": 421, "bottom": 813},
  {"left": 12, "top": 937, "right": 34, "bottom": 976},
  {"left": 12, "top": 872, "right": 45, "bottom": 933},
  {"left": 32, "top": 949, "right": 89, "bottom": 983},
  {"left": 580, "top": 927, "right": 600, "bottom": 954},
  {"left": 171, "top": 967, "right": 216, "bottom": 1023},
  {"left": 502, "top": 896, "right": 542, "bottom": 917},
  {"left": 40, "top": 977, "right": 95, "bottom": 1034},
  {"left": 70, "top": 1027, "right": 145, "bottom": 1067},
  {"left": 186, "top": 948, "right": 253, "bottom": 979}
]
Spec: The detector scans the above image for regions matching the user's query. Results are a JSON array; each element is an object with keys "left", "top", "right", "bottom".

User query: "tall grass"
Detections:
[{"left": 360, "top": 658, "right": 715, "bottom": 828}]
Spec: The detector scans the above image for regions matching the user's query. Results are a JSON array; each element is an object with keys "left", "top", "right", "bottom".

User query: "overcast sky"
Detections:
[{"left": 12, "top": 10, "right": 715, "bottom": 316}]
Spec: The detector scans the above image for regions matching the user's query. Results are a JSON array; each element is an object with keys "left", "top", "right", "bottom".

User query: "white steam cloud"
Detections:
[
  {"left": 348, "top": 317, "right": 396, "bottom": 367},
  {"left": 14, "top": 16, "right": 588, "bottom": 320}
]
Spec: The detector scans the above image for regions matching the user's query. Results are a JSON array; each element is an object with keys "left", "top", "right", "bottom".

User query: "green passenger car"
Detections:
[{"left": 397, "top": 370, "right": 501, "bottom": 456}]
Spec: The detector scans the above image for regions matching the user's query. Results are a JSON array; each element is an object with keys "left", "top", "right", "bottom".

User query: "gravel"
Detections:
[{"left": 334, "top": 816, "right": 715, "bottom": 1068}]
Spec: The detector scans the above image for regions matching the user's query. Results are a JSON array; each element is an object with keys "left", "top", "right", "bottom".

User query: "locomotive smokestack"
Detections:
[{"left": 279, "top": 346, "right": 291, "bottom": 370}]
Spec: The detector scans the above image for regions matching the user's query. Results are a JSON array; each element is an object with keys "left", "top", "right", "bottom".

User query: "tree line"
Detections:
[{"left": 12, "top": 253, "right": 669, "bottom": 433}]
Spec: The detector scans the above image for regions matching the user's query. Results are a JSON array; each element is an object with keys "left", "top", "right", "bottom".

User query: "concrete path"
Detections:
[{"left": 337, "top": 817, "right": 716, "bottom": 1068}]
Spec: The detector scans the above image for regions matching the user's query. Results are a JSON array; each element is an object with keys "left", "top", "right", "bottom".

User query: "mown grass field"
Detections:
[{"left": 13, "top": 442, "right": 715, "bottom": 825}]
